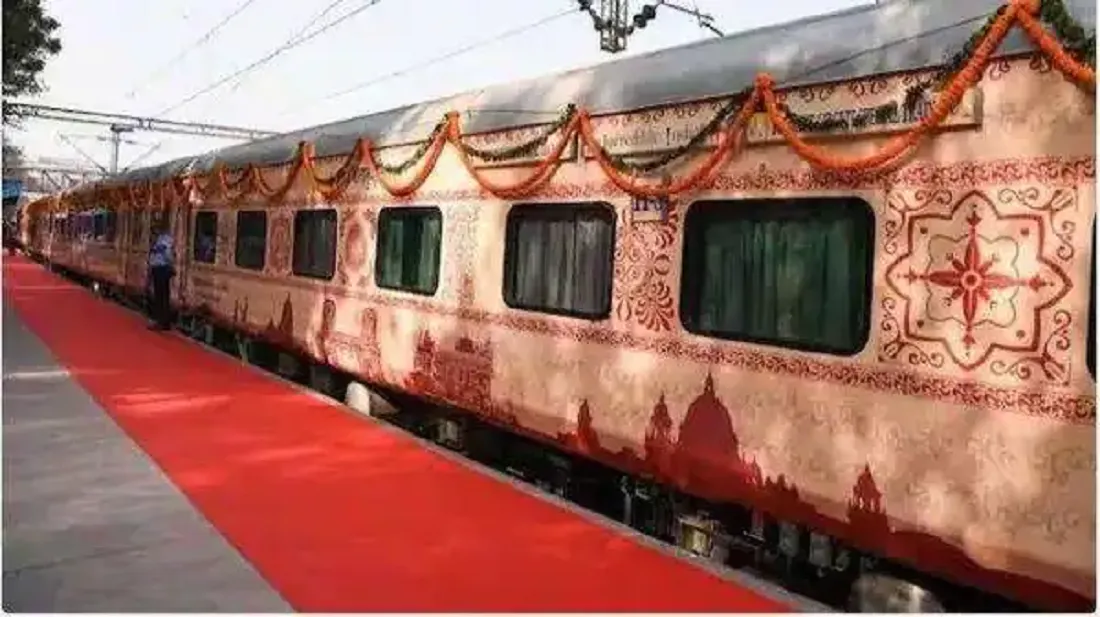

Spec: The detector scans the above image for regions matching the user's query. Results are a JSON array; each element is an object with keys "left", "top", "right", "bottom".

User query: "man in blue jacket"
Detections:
[{"left": 147, "top": 218, "right": 175, "bottom": 331}]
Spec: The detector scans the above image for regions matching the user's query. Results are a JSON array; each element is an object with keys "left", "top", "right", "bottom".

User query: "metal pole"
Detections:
[{"left": 108, "top": 125, "right": 133, "bottom": 175}]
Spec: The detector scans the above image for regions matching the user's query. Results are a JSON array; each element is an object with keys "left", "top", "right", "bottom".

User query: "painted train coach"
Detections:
[{"left": 21, "top": 0, "right": 1097, "bottom": 611}]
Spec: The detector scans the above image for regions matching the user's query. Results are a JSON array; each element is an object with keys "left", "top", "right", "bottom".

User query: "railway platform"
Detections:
[{"left": 1, "top": 255, "right": 825, "bottom": 613}]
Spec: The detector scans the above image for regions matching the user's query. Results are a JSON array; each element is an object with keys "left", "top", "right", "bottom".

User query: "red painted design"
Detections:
[
  {"left": 1029, "top": 54, "right": 1054, "bottom": 74},
  {"left": 796, "top": 84, "right": 836, "bottom": 103},
  {"left": 997, "top": 186, "right": 1077, "bottom": 263},
  {"left": 643, "top": 394, "right": 674, "bottom": 477},
  {"left": 916, "top": 212, "right": 1050, "bottom": 346},
  {"left": 269, "top": 213, "right": 292, "bottom": 274},
  {"left": 315, "top": 297, "right": 337, "bottom": 362},
  {"left": 356, "top": 307, "right": 382, "bottom": 377},
  {"left": 216, "top": 222, "right": 234, "bottom": 268},
  {"left": 884, "top": 190, "right": 1073, "bottom": 373},
  {"left": 987, "top": 58, "right": 1013, "bottom": 80},
  {"left": 847, "top": 78, "right": 889, "bottom": 98},
  {"left": 880, "top": 296, "right": 947, "bottom": 369},
  {"left": 243, "top": 157, "right": 1093, "bottom": 210},
  {"left": 232, "top": 296, "right": 250, "bottom": 326},
  {"left": 405, "top": 330, "right": 494, "bottom": 414},
  {"left": 552, "top": 376, "right": 1093, "bottom": 611},
  {"left": 326, "top": 306, "right": 382, "bottom": 380},
  {"left": 187, "top": 254, "right": 1095, "bottom": 424},
  {"left": 337, "top": 210, "right": 369, "bottom": 288},
  {"left": 614, "top": 200, "right": 679, "bottom": 332},
  {"left": 262, "top": 294, "right": 293, "bottom": 343},
  {"left": 443, "top": 204, "right": 479, "bottom": 306},
  {"left": 990, "top": 309, "right": 1074, "bottom": 383}
]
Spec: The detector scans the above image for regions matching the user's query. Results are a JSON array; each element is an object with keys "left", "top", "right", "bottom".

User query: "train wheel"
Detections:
[
  {"left": 344, "top": 381, "right": 398, "bottom": 418},
  {"left": 848, "top": 572, "right": 944, "bottom": 612},
  {"left": 235, "top": 334, "right": 253, "bottom": 364}
]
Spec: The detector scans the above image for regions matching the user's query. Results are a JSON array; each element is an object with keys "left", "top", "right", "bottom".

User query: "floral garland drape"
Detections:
[{"left": 53, "top": 0, "right": 1096, "bottom": 212}]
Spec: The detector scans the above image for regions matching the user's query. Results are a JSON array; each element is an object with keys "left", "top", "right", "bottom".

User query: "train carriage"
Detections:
[{"left": 23, "top": 0, "right": 1097, "bottom": 611}]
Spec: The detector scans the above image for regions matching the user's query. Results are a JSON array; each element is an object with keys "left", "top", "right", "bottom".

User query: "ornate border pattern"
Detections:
[{"left": 882, "top": 188, "right": 1076, "bottom": 380}]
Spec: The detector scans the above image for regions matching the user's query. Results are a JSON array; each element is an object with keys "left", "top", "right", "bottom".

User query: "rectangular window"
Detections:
[
  {"left": 1088, "top": 220, "right": 1095, "bottom": 378},
  {"left": 375, "top": 206, "right": 442, "bottom": 295},
  {"left": 192, "top": 211, "right": 218, "bottom": 264},
  {"left": 235, "top": 210, "right": 267, "bottom": 271},
  {"left": 104, "top": 209, "right": 117, "bottom": 243},
  {"left": 503, "top": 202, "right": 615, "bottom": 319},
  {"left": 681, "top": 198, "right": 874, "bottom": 355},
  {"left": 93, "top": 211, "right": 106, "bottom": 240},
  {"left": 292, "top": 208, "right": 337, "bottom": 280}
]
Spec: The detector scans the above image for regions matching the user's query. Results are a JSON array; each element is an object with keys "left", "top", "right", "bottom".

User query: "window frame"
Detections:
[
  {"left": 104, "top": 208, "right": 118, "bottom": 244},
  {"left": 374, "top": 205, "right": 444, "bottom": 296},
  {"left": 679, "top": 197, "right": 876, "bottom": 357},
  {"left": 192, "top": 210, "right": 219, "bottom": 264},
  {"left": 1087, "top": 218, "right": 1095, "bottom": 379},
  {"left": 92, "top": 210, "right": 107, "bottom": 241},
  {"left": 291, "top": 207, "right": 338, "bottom": 281},
  {"left": 502, "top": 201, "right": 617, "bottom": 321},
  {"left": 234, "top": 210, "right": 268, "bottom": 271}
]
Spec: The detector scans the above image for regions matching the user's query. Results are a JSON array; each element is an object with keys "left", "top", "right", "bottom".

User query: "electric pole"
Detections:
[{"left": 108, "top": 125, "right": 135, "bottom": 174}]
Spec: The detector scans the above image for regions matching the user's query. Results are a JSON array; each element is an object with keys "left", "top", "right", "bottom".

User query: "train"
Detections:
[{"left": 18, "top": 0, "right": 1096, "bottom": 611}]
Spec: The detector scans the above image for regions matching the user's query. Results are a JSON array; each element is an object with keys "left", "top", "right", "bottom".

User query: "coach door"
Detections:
[{"left": 123, "top": 208, "right": 147, "bottom": 295}]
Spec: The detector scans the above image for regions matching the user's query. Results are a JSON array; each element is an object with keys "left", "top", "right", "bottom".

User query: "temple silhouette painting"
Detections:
[
  {"left": 263, "top": 293, "right": 296, "bottom": 348},
  {"left": 405, "top": 329, "right": 495, "bottom": 413},
  {"left": 552, "top": 373, "right": 1089, "bottom": 610},
  {"left": 232, "top": 295, "right": 249, "bottom": 326},
  {"left": 322, "top": 306, "right": 383, "bottom": 379}
]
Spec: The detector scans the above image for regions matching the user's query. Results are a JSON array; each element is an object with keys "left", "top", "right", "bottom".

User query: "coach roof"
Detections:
[{"left": 103, "top": 0, "right": 1095, "bottom": 187}]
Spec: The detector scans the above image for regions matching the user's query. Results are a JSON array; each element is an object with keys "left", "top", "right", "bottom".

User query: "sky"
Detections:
[{"left": 11, "top": 0, "right": 873, "bottom": 174}]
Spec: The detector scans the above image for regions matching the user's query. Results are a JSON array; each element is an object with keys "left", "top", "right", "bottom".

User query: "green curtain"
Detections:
[
  {"left": 691, "top": 203, "right": 869, "bottom": 353},
  {"left": 377, "top": 210, "right": 441, "bottom": 294},
  {"left": 507, "top": 207, "right": 612, "bottom": 316},
  {"left": 235, "top": 212, "right": 267, "bottom": 270},
  {"left": 292, "top": 210, "right": 337, "bottom": 278}
]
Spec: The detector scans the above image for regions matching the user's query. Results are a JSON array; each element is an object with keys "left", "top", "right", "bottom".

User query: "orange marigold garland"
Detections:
[
  {"left": 452, "top": 112, "right": 582, "bottom": 199},
  {"left": 82, "top": 0, "right": 1096, "bottom": 208}
]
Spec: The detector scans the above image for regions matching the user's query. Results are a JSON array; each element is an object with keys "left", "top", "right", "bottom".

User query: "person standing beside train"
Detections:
[{"left": 147, "top": 219, "right": 176, "bottom": 331}]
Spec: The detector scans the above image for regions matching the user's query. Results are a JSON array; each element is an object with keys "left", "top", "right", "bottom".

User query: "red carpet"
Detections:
[{"left": 2, "top": 256, "right": 790, "bottom": 613}]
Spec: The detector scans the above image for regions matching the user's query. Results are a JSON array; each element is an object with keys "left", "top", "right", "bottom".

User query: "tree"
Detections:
[
  {"left": 2, "top": 143, "right": 23, "bottom": 176},
  {"left": 3, "top": 0, "right": 62, "bottom": 126}
]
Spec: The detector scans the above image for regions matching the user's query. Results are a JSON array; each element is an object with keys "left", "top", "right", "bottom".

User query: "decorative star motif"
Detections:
[
  {"left": 906, "top": 211, "right": 1048, "bottom": 348},
  {"left": 882, "top": 190, "right": 1073, "bottom": 372}
]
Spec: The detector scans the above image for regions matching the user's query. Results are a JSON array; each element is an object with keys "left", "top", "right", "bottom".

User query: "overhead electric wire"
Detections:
[
  {"left": 154, "top": 0, "right": 383, "bottom": 118},
  {"left": 124, "top": 0, "right": 262, "bottom": 100},
  {"left": 123, "top": 0, "right": 975, "bottom": 174},
  {"left": 280, "top": 7, "right": 579, "bottom": 117},
  {"left": 125, "top": 0, "right": 379, "bottom": 171}
]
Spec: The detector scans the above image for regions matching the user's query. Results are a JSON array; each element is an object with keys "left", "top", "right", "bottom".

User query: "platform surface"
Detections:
[
  {"left": 2, "top": 256, "right": 820, "bottom": 612},
  {"left": 2, "top": 288, "right": 292, "bottom": 612}
]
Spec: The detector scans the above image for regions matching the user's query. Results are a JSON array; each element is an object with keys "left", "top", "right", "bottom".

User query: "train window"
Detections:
[
  {"left": 192, "top": 211, "right": 218, "bottom": 264},
  {"left": 292, "top": 208, "right": 338, "bottom": 280},
  {"left": 104, "top": 209, "right": 118, "bottom": 243},
  {"left": 375, "top": 206, "right": 442, "bottom": 295},
  {"left": 235, "top": 210, "right": 267, "bottom": 271},
  {"left": 1088, "top": 220, "right": 1095, "bottom": 378},
  {"left": 503, "top": 202, "right": 615, "bottom": 319},
  {"left": 93, "top": 211, "right": 107, "bottom": 240},
  {"left": 680, "top": 198, "right": 874, "bottom": 356}
]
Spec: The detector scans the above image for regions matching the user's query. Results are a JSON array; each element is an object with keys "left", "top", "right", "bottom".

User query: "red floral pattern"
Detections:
[
  {"left": 613, "top": 199, "right": 679, "bottom": 332},
  {"left": 268, "top": 212, "right": 292, "bottom": 275},
  {"left": 884, "top": 189, "right": 1074, "bottom": 377},
  {"left": 442, "top": 203, "right": 479, "bottom": 307}
]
